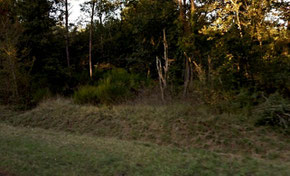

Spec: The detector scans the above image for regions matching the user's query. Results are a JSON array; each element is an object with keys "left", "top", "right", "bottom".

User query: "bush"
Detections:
[
  {"left": 198, "top": 86, "right": 260, "bottom": 114},
  {"left": 32, "top": 88, "right": 52, "bottom": 104},
  {"left": 96, "top": 68, "right": 140, "bottom": 104},
  {"left": 74, "top": 68, "right": 148, "bottom": 105},
  {"left": 73, "top": 85, "right": 99, "bottom": 104},
  {"left": 255, "top": 93, "right": 290, "bottom": 132},
  {"left": 228, "top": 89, "right": 260, "bottom": 112}
]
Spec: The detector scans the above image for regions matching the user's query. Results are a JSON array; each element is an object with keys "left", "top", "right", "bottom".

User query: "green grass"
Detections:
[
  {"left": 0, "top": 123, "right": 289, "bottom": 176},
  {"left": 0, "top": 98, "right": 289, "bottom": 162}
]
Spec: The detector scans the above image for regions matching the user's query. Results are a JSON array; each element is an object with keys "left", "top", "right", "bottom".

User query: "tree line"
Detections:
[{"left": 0, "top": 0, "right": 289, "bottom": 107}]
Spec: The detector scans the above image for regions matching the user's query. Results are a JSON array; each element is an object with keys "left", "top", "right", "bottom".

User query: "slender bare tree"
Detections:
[
  {"left": 65, "top": 0, "right": 70, "bottom": 67},
  {"left": 156, "top": 29, "right": 169, "bottom": 102},
  {"left": 89, "top": 0, "right": 96, "bottom": 79}
]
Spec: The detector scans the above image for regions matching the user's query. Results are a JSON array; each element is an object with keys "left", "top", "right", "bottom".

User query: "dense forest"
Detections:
[{"left": 0, "top": 0, "right": 289, "bottom": 121}]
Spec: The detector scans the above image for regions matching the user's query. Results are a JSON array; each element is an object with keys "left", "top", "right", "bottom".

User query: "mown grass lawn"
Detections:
[{"left": 0, "top": 123, "right": 289, "bottom": 176}]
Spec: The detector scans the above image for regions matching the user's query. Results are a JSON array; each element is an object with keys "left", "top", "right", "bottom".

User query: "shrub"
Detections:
[
  {"left": 198, "top": 86, "right": 260, "bottom": 114},
  {"left": 228, "top": 89, "right": 260, "bottom": 112},
  {"left": 255, "top": 93, "right": 290, "bottom": 132},
  {"left": 74, "top": 68, "right": 148, "bottom": 105},
  {"left": 73, "top": 85, "right": 99, "bottom": 104},
  {"left": 96, "top": 68, "right": 140, "bottom": 104},
  {"left": 32, "top": 88, "right": 52, "bottom": 104}
]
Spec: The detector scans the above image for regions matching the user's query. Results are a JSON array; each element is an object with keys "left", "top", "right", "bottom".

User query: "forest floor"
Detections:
[{"left": 0, "top": 98, "right": 289, "bottom": 175}]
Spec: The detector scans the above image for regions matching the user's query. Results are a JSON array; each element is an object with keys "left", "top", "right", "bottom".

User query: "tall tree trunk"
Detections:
[
  {"left": 99, "top": 13, "right": 104, "bottom": 59},
  {"left": 65, "top": 0, "right": 70, "bottom": 67},
  {"left": 182, "top": 0, "right": 196, "bottom": 96},
  {"left": 89, "top": 0, "right": 95, "bottom": 79},
  {"left": 183, "top": 52, "right": 195, "bottom": 97}
]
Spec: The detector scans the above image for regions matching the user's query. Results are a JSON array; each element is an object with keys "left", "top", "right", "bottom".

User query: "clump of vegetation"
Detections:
[
  {"left": 215, "top": 89, "right": 261, "bottom": 114},
  {"left": 32, "top": 88, "right": 52, "bottom": 104},
  {"left": 194, "top": 82, "right": 260, "bottom": 115},
  {"left": 96, "top": 68, "right": 141, "bottom": 104},
  {"left": 74, "top": 68, "right": 146, "bottom": 105},
  {"left": 255, "top": 93, "right": 290, "bottom": 133},
  {"left": 73, "top": 85, "right": 100, "bottom": 105}
]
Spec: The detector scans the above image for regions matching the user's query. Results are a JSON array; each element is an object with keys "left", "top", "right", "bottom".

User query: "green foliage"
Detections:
[
  {"left": 73, "top": 85, "right": 100, "bottom": 105},
  {"left": 120, "top": 0, "right": 178, "bottom": 74},
  {"left": 196, "top": 81, "right": 261, "bottom": 114},
  {"left": 255, "top": 93, "right": 290, "bottom": 132},
  {"left": 0, "top": 0, "right": 32, "bottom": 106},
  {"left": 1, "top": 0, "right": 289, "bottom": 109},
  {"left": 96, "top": 68, "right": 139, "bottom": 104},
  {"left": 212, "top": 89, "right": 260, "bottom": 114},
  {"left": 32, "top": 88, "right": 52, "bottom": 104},
  {"left": 258, "top": 58, "right": 290, "bottom": 96},
  {"left": 74, "top": 68, "right": 147, "bottom": 104}
]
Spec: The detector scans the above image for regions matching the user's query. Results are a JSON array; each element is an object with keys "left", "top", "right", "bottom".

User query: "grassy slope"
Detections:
[
  {"left": 1, "top": 99, "right": 289, "bottom": 161},
  {"left": 0, "top": 98, "right": 289, "bottom": 175},
  {"left": 0, "top": 123, "right": 289, "bottom": 176}
]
